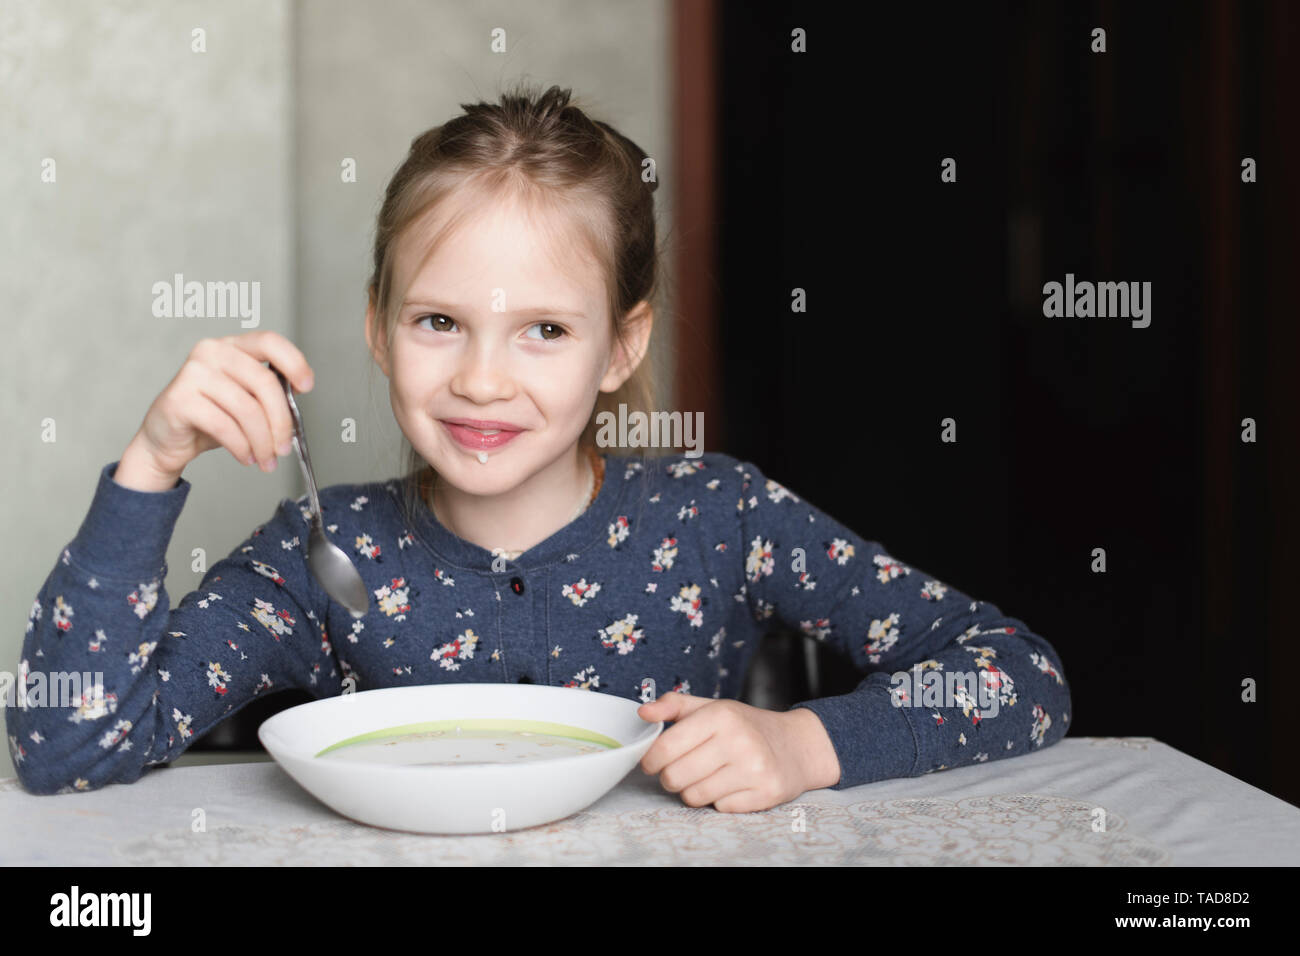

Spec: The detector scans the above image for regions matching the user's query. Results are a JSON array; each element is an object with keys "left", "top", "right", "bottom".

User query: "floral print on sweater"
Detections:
[{"left": 7, "top": 452, "right": 1070, "bottom": 794}]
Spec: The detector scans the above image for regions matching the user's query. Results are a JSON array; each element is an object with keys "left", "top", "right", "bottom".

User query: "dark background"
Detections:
[
  {"left": 197, "top": 0, "right": 1300, "bottom": 811},
  {"left": 714, "top": 0, "right": 1299, "bottom": 807}
]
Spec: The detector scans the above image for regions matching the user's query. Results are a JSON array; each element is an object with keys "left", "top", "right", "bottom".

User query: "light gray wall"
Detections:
[
  {"left": 0, "top": 0, "right": 672, "bottom": 780},
  {"left": 0, "top": 0, "right": 296, "bottom": 779}
]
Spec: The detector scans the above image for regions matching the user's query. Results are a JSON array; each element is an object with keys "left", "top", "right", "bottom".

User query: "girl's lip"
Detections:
[
  {"left": 440, "top": 420, "right": 524, "bottom": 451},
  {"left": 441, "top": 418, "right": 522, "bottom": 430}
]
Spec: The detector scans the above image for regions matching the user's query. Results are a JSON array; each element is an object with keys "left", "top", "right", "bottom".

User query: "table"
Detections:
[{"left": 3, "top": 738, "right": 1297, "bottom": 865}]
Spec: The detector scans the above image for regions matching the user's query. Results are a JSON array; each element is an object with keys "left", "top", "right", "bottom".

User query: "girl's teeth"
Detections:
[{"left": 479, "top": 429, "right": 500, "bottom": 436}]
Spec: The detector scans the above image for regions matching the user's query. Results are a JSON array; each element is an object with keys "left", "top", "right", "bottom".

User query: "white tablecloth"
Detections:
[{"left": 2, "top": 738, "right": 1297, "bottom": 865}]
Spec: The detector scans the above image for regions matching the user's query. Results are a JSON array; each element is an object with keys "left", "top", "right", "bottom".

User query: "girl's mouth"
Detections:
[{"left": 439, "top": 419, "right": 524, "bottom": 452}]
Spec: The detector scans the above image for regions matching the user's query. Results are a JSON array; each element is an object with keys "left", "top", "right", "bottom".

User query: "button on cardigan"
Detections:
[{"left": 8, "top": 452, "right": 1071, "bottom": 795}]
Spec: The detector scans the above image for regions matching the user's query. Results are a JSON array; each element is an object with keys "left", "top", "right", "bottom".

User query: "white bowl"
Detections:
[{"left": 257, "top": 683, "right": 663, "bottom": 834}]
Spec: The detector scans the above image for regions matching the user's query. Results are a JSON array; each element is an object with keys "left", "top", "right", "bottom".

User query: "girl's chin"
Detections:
[{"left": 425, "top": 448, "right": 529, "bottom": 491}]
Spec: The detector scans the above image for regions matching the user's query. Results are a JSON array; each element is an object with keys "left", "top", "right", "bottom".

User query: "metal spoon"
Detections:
[{"left": 272, "top": 366, "right": 370, "bottom": 618}]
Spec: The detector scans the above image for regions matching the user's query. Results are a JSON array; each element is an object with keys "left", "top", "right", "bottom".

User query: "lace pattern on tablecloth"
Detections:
[{"left": 106, "top": 792, "right": 1171, "bottom": 866}]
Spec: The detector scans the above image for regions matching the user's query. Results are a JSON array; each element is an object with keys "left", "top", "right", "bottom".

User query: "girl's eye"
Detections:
[
  {"left": 416, "top": 313, "right": 457, "bottom": 333},
  {"left": 525, "top": 322, "right": 566, "bottom": 342}
]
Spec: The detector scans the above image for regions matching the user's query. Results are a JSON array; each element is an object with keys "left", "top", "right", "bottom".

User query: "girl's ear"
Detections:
[
  {"left": 365, "top": 291, "right": 391, "bottom": 378},
  {"left": 599, "top": 301, "right": 654, "bottom": 393}
]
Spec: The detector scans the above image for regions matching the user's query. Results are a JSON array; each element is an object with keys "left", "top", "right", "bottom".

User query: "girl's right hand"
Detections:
[{"left": 129, "top": 331, "right": 315, "bottom": 481}]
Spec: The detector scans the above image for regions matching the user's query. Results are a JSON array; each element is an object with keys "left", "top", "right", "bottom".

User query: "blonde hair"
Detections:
[{"left": 366, "top": 82, "right": 667, "bottom": 529}]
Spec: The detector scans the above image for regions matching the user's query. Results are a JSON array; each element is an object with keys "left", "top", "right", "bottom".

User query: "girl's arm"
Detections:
[
  {"left": 6, "top": 460, "right": 329, "bottom": 794},
  {"left": 731, "top": 459, "right": 1072, "bottom": 790}
]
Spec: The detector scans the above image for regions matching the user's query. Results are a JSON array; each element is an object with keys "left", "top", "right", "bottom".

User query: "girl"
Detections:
[{"left": 9, "top": 84, "right": 1071, "bottom": 812}]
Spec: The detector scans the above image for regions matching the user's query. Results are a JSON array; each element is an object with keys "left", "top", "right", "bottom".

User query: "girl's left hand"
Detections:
[{"left": 637, "top": 692, "right": 839, "bottom": 813}]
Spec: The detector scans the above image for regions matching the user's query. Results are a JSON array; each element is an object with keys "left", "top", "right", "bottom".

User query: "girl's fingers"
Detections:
[
  {"left": 655, "top": 735, "right": 730, "bottom": 794},
  {"left": 187, "top": 395, "right": 255, "bottom": 466},
  {"left": 710, "top": 788, "right": 768, "bottom": 814},
  {"left": 679, "top": 764, "right": 751, "bottom": 810},
  {"left": 221, "top": 345, "right": 295, "bottom": 457},
  {"left": 641, "top": 709, "right": 719, "bottom": 776},
  {"left": 193, "top": 364, "right": 277, "bottom": 468},
  {"left": 229, "top": 330, "right": 314, "bottom": 392}
]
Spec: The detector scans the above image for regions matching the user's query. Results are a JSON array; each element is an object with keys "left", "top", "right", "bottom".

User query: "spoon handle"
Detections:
[{"left": 272, "top": 366, "right": 323, "bottom": 521}]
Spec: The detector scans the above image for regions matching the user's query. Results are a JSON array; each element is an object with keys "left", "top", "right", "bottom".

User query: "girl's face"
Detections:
[{"left": 367, "top": 190, "right": 640, "bottom": 497}]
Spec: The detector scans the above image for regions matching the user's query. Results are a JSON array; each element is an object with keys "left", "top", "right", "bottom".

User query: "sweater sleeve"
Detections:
[
  {"left": 730, "top": 459, "right": 1072, "bottom": 790},
  {"left": 6, "top": 460, "right": 330, "bottom": 794}
]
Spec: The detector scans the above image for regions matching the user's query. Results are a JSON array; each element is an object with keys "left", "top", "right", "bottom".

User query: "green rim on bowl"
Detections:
[{"left": 314, "top": 718, "right": 624, "bottom": 757}]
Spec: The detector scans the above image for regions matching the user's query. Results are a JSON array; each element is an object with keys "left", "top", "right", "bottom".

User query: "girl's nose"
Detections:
[{"left": 451, "top": 341, "right": 516, "bottom": 403}]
